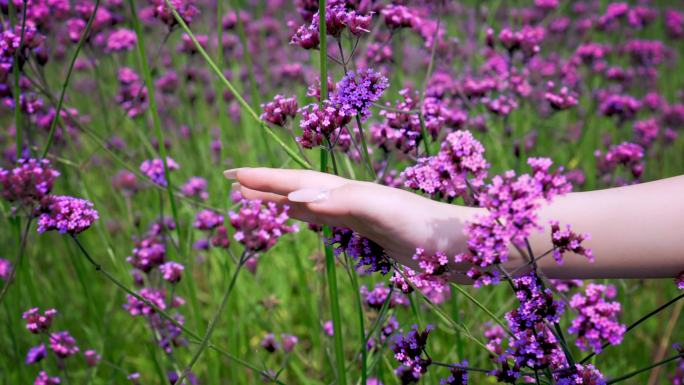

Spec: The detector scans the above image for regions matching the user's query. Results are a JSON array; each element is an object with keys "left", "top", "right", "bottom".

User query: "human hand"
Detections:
[{"left": 223, "top": 168, "right": 503, "bottom": 278}]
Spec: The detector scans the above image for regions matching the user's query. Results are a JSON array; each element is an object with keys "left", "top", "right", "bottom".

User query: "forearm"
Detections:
[{"left": 530, "top": 176, "right": 684, "bottom": 279}]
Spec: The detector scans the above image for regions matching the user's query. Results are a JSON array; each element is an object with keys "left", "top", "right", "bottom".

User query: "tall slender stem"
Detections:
[
  {"left": 605, "top": 352, "right": 684, "bottom": 384},
  {"left": 0, "top": 217, "right": 32, "bottom": 304},
  {"left": 41, "top": 0, "right": 101, "bottom": 158},
  {"left": 318, "top": 2, "right": 347, "bottom": 383},
  {"left": 12, "top": 0, "right": 27, "bottom": 157},
  {"left": 177, "top": 251, "right": 250, "bottom": 384},
  {"left": 128, "top": 0, "right": 184, "bottom": 255}
]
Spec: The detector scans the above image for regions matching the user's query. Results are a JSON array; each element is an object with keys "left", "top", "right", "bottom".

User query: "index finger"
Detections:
[{"left": 224, "top": 167, "right": 349, "bottom": 195}]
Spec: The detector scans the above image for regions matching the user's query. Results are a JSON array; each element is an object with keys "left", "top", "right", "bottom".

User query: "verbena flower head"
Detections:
[
  {"left": 84, "top": 349, "right": 101, "bottom": 366},
  {"left": 127, "top": 237, "right": 166, "bottom": 273},
  {"left": 106, "top": 28, "right": 137, "bottom": 52},
  {"left": 36, "top": 196, "right": 99, "bottom": 235},
  {"left": 332, "top": 69, "right": 389, "bottom": 121},
  {"left": 261, "top": 95, "right": 298, "bottom": 126},
  {"left": 550, "top": 221, "right": 593, "bottom": 264},
  {"left": 382, "top": 4, "right": 418, "bottom": 29},
  {"left": 193, "top": 209, "right": 224, "bottom": 231},
  {"left": 160, "top": 262, "right": 184, "bottom": 283},
  {"left": 25, "top": 344, "right": 47, "bottom": 365},
  {"left": 569, "top": 283, "right": 626, "bottom": 352},
  {"left": 49, "top": 331, "right": 79, "bottom": 358},
  {"left": 403, "top": 130, "right": 489, "bottom": 201},
  {"left": 595, "top": 142, "right": 644, "bottom": 180},
  {"left": 676, "top": 271, "right": 684, "bottom": 290},
  {"left": 545, "top": 81, "right": 578, "bottom": 110},
  {"left": 392, "top": 325, "right": 433, "bottom": 383},
  {"left": 508, "top": 273, "right": 565, "bottom": 329},
  {"left": 260, "top": 333, "right": 279, "bottom": 352},
  {"left": 23, "top": 308, "right": 57, "bottom": 334},
  {"left": 153, "top": 0, "right": 199, "bottom": 27},
  {"left": 34, "top": 371, "right": 61, "bottom": 385},
  {"left": 0, "top": 258, "right": 12, "bottom": 280},
  {"left": 0, "top": 158, "right": 60, "bottom": 206},
  {"left": 229, "top": 199, "right": 297, "bottom": 252},
  {"left": 298, "top": 100, "right": 352, "bottom": 149},
  {"left": 439, "top": 361, "right": 468, "bottom": 385},
  {"left": 180, "top": 177, "right": 208, "bottom": 201},
  {"left": 326, "top": 227, "right": 392, "bottom": 275},
  {"left": 281, "top": 334, "right": 298, "bottom": 353},
  {"left": 360, "top": 283, "right": 408, "bottom": 310},
  {"left": 140, "top": 157, "right": 180, "bottom": 187},
  {"left": 554, "top": 364, "right": 606, "bottom": 385},
  {"left": 124, "top": 288, "right": 167, "bottom": 316}
]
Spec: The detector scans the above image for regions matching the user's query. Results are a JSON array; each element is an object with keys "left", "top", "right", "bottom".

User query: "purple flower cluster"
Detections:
[
  {"left": 439, "top": 361, "right": 468, "bottom": 385},
  {"left": 550, "top": 221, "right": 593, "bottom": 264},
  {"left": 327, "top": 227, "right": 391, "bottom": 275},
  {"left": 49, "top": 330, "right": 79, "bottom": 358},
  {"left": 0, "top": 258, "right": 11, "bottom": 280},
  {"left": 359, "top": 283, "right": 408, "bottom": 310},
  {"left": 260, "top": 333, "right": 298, "bottom": 353},
  {"left": 568, "top": 283, "right": 626, "bottom": 352},
  {"left": 229, "top": 199, "right": 297, "bottom": 252},
  {"left": 106, "top": 28, "right": 137, "bottom": 52},
  {"left": 677, "top": 271, "right": 684, "bottom": 290},
  {"left": 159, "top": 261, "right": 184, "bottom": 283},
  {"left": 595, "top": 141, "right": 644, "bottom": 182},
  {"left": 456, "top": 158, "right": 572, "bottom": 286},
  {"left": 140, "top": 157, "right": 180, "bottom": 187},
  {"left": 367, "top": 316, "right": 399, "bottom": 352},
  {"left": 291, "top": 3, "right": 371, "bottom": 49},
  {"left": 332, "top": 69, "right": 389, "bottom": 121},
  {"left": 297, "top": 100, "right": 352, "bottom": 149},
  {"left": 34, "top": 371, "right": 61, "bottom": 385},
  {"left": 261, "top": 94, "right": 298, "bottom": 126},
  {"left": 23, "top": 308, "right": 57, "bottom": 334},
  {"left": 0, "top": 158, "right": 60, "bottom": 207},
  {"left": 180, "top": 176, "right": 208, "bottom": 201},
  {"left": 545, "top": 81, "right": 578, "bottom": 110},
  {"left": 152, "top": 0, "right": 199, "bottom": 27},
  {"left": 554, "top": 364, "right": 606, "bottom": 385},
  {"left": 116, "top": 67, "right": 148, "bottom": 118},
  {"left": 36, "top": 195, "right": 99, "bottom": 235},
  {"left": 403, "top": 130, "right": 489, "bottom": 201},
  {"left": 193, "top": 209, "right": 224, "bottom": 230},
  {"left": 392, "top": 325, "right": 433, "bottom": 383}
]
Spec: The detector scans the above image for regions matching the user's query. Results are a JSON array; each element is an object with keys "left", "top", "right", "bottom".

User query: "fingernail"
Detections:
[
  {"left": 231, "top": 182, "right": 241, "bottom": 190},
  {"left": 223, "top": 168, "right": 248, "bottom": 179},
  {"left": 288, "top": 188, "right": 329, "bottom": 203}
]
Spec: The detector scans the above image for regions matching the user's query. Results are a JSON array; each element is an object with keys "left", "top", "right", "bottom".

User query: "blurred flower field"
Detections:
[{"left": 1, "top": 0, "right": 684, "bottom": 384}]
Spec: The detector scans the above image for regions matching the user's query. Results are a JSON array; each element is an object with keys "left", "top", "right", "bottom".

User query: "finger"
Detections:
[
  {"left": 224, "top": 167, "right": 348, "bottom": 195},
  {"left": 236, "top": 184, "right": 340, "bottom": 226},
  {"left": 237, "top": 184, "right": 288, "bottom": 204}
]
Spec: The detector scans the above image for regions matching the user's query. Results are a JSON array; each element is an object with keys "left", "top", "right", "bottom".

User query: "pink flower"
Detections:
[{"left": 106, "top": 29, "right": 137, "bottom": 52}]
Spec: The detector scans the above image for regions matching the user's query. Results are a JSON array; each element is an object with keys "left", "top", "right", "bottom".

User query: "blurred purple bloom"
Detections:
[
  {"left": 569, "top": 284, "right": 626, "bottom": 352},
  {"left": 229, "top": 199, "right": 296, "bottom": 252},
  {"left": 140, "top": 157, "right": 179, "bottom": 187},
  {"left": 34, "top": 371, "right": 61, "bottom": 385},
  {"left": 36, "top": 195, "right": 99, "bottom": 235},
  {"left": 0, "top": 158, "right": 60, "bottom": 206},
  {"left": 25, "top": 344, "right": 46, "bottom": 365},
  {"left": 23, "top": 308, "right": 57, "bottom": 334},
  {"left": 49, "top": 331, "right": 79, "bottom": 358},
  {"left": 160, "top": 262, "right": 184, "bottom": 283}
]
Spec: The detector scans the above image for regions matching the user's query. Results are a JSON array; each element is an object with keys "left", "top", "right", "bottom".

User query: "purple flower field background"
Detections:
[{"left": 1, "top": 0, "right": 684, "bottom": 384}]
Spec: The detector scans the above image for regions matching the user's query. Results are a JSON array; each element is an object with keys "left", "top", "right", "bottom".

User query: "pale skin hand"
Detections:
[{"left": 224, "top": 168, "right": 684, "bottom": 280}]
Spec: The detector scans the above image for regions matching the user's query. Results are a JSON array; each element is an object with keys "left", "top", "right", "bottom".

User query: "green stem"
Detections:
[
  {"left": 450, "top": 283, "right": 512, "bottom": 337},
  {"left": 41, "top": 0, "right": 100, "bottom": 158},
  {"left": 128, "top": 0, "right": 184, "bottom": 255},
  {"left": 605, "top": 352, "right": 684, "bottom": 384},
  {"left": 0, "top": 217, "right": 32, "bottom": 304},
  {"left": 344, "top": 255, "right": 366, "bottom": 385},
  {"left": 318, "top": 2, "right": 346, "bottom": 384},
  {"left": 161, "top": 0, "right": 310, "bottom": 169},
  {"left": 177, "top": 251, "right": 250, "bottom": 384},
  {"left": 12, "top": 1, "right": 26, "bottom": 157}
]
